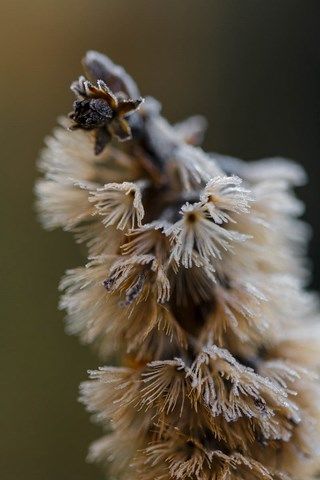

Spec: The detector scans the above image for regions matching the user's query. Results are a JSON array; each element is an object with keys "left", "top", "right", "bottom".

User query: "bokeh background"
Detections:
[{"left": 1, "top": 1, "right": 320, "bottom": 479}]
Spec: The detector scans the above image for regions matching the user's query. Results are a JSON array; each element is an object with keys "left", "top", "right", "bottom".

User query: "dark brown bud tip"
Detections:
[{"left": 71, "top": 98, "right": 113, "bottom": 130}]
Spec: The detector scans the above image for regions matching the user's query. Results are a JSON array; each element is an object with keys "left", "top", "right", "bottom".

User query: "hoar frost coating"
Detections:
[{"left": 36, "top": 51, "right": 320, "bottom": 480}]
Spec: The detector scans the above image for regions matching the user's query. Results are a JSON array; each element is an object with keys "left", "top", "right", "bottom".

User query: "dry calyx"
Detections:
[{"left": 36, "top": 50, "right": 320, "bottom": 480}]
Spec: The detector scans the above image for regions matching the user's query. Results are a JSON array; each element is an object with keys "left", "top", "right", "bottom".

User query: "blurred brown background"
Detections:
[{"left": 1, "top": 1, "right": 320, "bottom": 479}]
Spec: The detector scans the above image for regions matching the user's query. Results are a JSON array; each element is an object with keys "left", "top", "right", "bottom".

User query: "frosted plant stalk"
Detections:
[{"left": 36, "top": 51, "right": 320, "bottom": 480}]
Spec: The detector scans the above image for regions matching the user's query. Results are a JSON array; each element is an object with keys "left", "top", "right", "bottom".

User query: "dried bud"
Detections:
[
  {"left": 70, "top": 98, "right": 113, "bottom": 129},
  {"left": 69, "top": 75, "right": 144, "bottom": 154}
]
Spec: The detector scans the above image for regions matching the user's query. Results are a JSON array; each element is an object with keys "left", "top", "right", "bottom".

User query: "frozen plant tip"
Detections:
[
  {"left": 70, "top": 75, "right": 143, "bottom": 154},
  {"left": 36, "top": 51, "right": 320, "bottom": 480}
]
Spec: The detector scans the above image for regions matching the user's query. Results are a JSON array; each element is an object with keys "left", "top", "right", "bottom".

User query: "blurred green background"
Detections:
[{"left": 1, "top": 1, "right": 320, "bottom": 479}]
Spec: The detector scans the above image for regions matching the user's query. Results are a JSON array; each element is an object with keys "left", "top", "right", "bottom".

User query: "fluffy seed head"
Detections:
[{"left": 36, "top": 51, "right": 320, "bottom": 480}]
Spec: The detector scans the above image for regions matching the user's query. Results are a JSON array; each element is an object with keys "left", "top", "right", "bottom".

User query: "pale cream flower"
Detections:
[
  {"left": 172, "top": 144, "right": 221, "bottom": 191},
  {"left": 35, "top": 179, "right": 94, "bottom": 230},
  {"left": 166, "top": 202, "right": 249, "bottom": 268},
  {"left": 90, "top": 181, "right": 145, "bottom": 230},
  {"left": 200, "top": 175, "right": 253, "bottom": 224}
]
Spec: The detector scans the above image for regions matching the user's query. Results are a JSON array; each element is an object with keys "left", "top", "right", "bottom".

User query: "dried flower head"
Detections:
[
  {"left": 69, "top": 54, "right": 144, "bottom": 154},
  {"left": 36, "top": 51, "right": 320, "bottom": 480}
]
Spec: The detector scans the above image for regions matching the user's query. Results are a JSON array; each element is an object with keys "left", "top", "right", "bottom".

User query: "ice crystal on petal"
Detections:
[
  {"left": 200, "top": 175, "right": 253, "bottom": 224},
  {"left": 166, "top": 202, "right": 249, "bottom": 268},
  {"left": 89, "top": 181, "right": 145, "bottom": 230}
]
